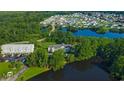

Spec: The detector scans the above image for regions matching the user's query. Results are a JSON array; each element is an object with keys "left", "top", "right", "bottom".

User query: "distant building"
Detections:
[
  {"left": 48, "top": 44, "right": 72, "bottom": 53},
  {"left": 48, "top": 44, "right": 64, "bottom": 53},
  {"left": 1, "top": 44, "right": 34, "bottom": 55}
]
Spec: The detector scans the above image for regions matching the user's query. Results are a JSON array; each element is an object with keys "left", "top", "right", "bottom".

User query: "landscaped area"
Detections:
[
  {"left": 17, "top": 67, "right": 49, "bottom": 81},
  {"left": 0, "top": 62, "right": 11, "bottom": 76},
  {"left": 0, "top": 62, "right": 24, "bottom": 79}
]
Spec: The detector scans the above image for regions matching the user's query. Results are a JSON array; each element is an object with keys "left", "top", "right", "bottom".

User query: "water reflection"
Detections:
[
  {"left": 60, "top": 28, "right": 124, "bottom": 38},
  {"left": 28, "top": 61, "right": 110, "bottom": 81},
  {"left": 74, "top": 29, "right": 124, "bottom": 38}
]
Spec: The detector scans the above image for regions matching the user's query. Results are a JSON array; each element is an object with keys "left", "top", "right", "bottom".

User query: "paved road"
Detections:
[
  {"left": 0, "top": 56, "right": 26, "bottom": 62},
  {"left": 37, "top": 38, "right": 46, "bottom": 42},
  {"left": 6, "top": 65, "right": 28, "bottom": 81},
  {"left": 49, "top": 22, "right": 55, "bottom": 36}
]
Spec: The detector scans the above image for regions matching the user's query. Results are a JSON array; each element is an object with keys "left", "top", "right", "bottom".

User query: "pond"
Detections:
[
  {"left": 28, "top": 62, "right": 111, "bottom": 81},
  {"left": 60, "top": 28, "right": 124, "bottom": 38}
]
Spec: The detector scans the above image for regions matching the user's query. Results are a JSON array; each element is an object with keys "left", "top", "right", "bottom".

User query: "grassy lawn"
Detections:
[
  {"left": 0, "top": 62, "right": 10, "bottom": 76},
  {"left": 17, "top": 67, "right": 49, "bottom": 81},
  {"left": 0, "top": 62, "right": 24, "bottom": 79}
]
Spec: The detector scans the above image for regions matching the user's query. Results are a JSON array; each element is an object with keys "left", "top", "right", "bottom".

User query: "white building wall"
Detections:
[
  {"left": 1, "top": 44, "right": 34, "bottom": 54},
  {"left": 48, "top": 45, "right": 65, "bottom": 53}
]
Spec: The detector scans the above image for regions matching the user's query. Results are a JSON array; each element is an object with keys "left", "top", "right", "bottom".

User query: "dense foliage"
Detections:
[
  {"left": 49, "top": 49, "right": 65, "bottom": 71},
  {"left": 26, "top": 48, "right": 48, "bottom": 67},
  {"left": 0, "top": 11, "right": 73, "bottom": 45},
  {"left": 111, "top": 56, "right": 124, "bottom": 80},
  {"left": 1, "top": 12, "right": 124, "bottom": 80},
  {"left": 26, "top": 48, "right": 65, "bottom": 71},
  {"left": 74, "top": 39, "right": 97, "bottom": 61}
]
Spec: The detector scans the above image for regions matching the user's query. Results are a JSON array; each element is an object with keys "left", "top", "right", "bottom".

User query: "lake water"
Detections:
[
  {"left": 61, "top": 28, "right": 124, "bottom": 38},
  {"left": 74, "top": 29, "right": 124, "bottom": 38},
  {"left": 28, "top": 62, "right": 111, "bottom": 81}
]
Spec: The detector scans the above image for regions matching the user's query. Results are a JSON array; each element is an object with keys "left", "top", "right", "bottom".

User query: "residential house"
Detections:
[{"left": 48, "top": 44, "right": 72, "bottom": 53}]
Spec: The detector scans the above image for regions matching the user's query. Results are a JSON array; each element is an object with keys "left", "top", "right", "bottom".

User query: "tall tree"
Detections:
[
  {"left": 75, "top": 39, "right": 95, "bottom": 61},
  {"left": 66, "top": 54, "right": 75, "bottom": 63},
  {"left": 26, "top": 53, "right": 37, "bottom": 67},
  {"left": 49, "top": 49, "right": 65, "bottom": 71},
  {"left": 36, "top": 48, "right": 48, "bottom": 67},
  {"left": 111, "top": 56, "right": 124, "bottom": 80}
]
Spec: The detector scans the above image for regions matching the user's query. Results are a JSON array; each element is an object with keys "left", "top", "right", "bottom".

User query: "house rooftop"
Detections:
[{"left": 49, "top": 44, "right": 72, "bottom": 48}]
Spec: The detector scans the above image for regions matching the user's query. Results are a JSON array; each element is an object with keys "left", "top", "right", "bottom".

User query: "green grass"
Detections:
[
  {"left": 0, "top": 62, "right": 24, "bottom": 78},
  {"left": 17, "top": 67, "right": 49, "bottom": 81},
  {"left": 0, "top": 62, "right": 10, "bottom": 76}
]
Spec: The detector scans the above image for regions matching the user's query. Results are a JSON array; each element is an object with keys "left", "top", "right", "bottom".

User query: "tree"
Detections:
[
  {"left": 47, "top": 31, "right": 75, "bottom": 44},
  {"left": 98, "top": 39, "right": 124, "bottom": 65},
  {"left": 26, "top": 48, "right": 48, "bottom": 68},
  {"left": 36, "top": 48, "right": 48, "bottom": 67},
  {"left": 75, "top": 39, "right": 95, "bottom": 61},
  {"left": 0, "top": 12, "right": 71, "bottom": 44},
  {"left": 49, "top": 49, "right": 65, "bottom": 71},
  {"left": 26, "top": 53, "right": 37, "bottom": 67},
  {"left": 66, "top": 54, "right": 75, "bottom": 63},
  {"left": 111, "top": 56, "right": 124, "bottom": 80},
  {"left": 96, "top": 26, "right": 109, "bottom": 34}
]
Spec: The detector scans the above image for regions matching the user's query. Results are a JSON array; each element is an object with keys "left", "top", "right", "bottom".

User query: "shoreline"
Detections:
[{"left": 27, "top": 56, "right": 113, "bottom": 81}]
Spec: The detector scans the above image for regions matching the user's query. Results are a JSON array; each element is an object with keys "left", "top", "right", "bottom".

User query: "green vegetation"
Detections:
[
  {"left": 97, "top": 39, "right": 124, "bottom": 80},
  {"left": 45, "top": 30, "right": 124, "bottom": 80},
  {"left": 111, "top": 56, "right": 124, "bottom": 80},
  {"left": 0, "top": 12, "right": 124, "bottom": 81},
  {"left": 0, "top": 62, "right": 24, "bottom": 79},
  {"left": 36, "top": 48, "right": 48, "bottom": 67},
  {"left": 0, "top": 63, "right": 10, "bottom": 77},
  {"left": 66, "top": 54, "right": 75, "bottom": 63},
  {"left": 25, "top": 42, "right": 54, "bottom": 67},
  {"left": 47, "top": 31, "right": 76, "bottom": 44},
  {"left": 26, "top": 48, "right": 66, "bottom": 72},
  {"left": 49, "top": 49, "right": 66, "bottom": 71},
  {"left": 74, "top": 39, "right": 96, "bottom": 61},
  {"left": 17, "top": 67, "right": 49, "bottom": 81},
  {"left": 35, "top": 42, "right": 56, "bottom": 49},
  {"left": 96, "top": 26, "right": 110, "bottom": 34},
  {"left": 0, "top": 11, "right": 73, "bottom": 45}
]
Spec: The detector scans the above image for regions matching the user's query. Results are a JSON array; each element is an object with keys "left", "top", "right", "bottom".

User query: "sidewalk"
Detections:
[{"left": 5, "top": 65, "right": 28, "bottom": 81}]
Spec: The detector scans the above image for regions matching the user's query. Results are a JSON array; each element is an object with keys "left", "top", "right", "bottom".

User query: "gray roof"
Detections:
[{"left": 49, "top": 44, "right": 72, "bottom": 49}]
